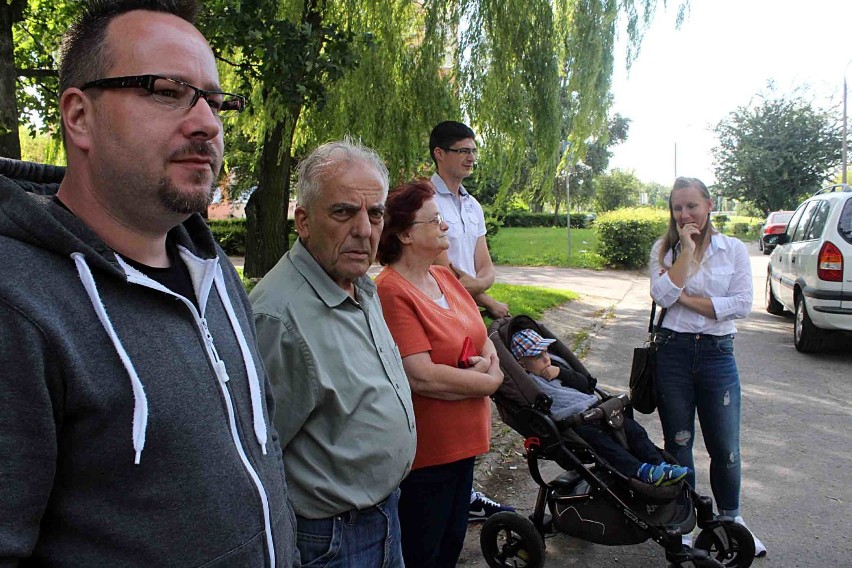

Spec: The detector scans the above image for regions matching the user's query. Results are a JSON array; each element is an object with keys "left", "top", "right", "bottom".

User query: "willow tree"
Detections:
[
  {"left": 201, "top": 0, "right": 685, "bottom": 278},
  {"left": 307, "top": 0, "right": 685, "bottom": 213},
  {"left": 297, "top": 1, "right": 458, "bottom": 181}
]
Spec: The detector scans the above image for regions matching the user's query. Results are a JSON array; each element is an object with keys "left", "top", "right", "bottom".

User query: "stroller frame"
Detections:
[{"left": 480, "top": 315, "right": 755, "bottom": 568}]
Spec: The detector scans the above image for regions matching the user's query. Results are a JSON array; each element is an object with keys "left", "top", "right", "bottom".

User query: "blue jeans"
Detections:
[
  {"left": 295, "top": 489, "right": 403, "bottom": 567},
  {"left": 654, "top": 329, "right": 742, "bottom": 516},
  {"left": 574, "top": 418, "right": 663, "bottom": 477},
  {"left": 398, "top": 457, "right": 475, "bottom": 568}
]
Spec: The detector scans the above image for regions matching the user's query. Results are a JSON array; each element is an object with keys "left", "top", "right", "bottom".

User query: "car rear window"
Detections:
[
  {"left": 839, "top": 198, "right": 852, "bottom": 245},
  {"left": 772, "top": 212, "right": 793, "bottom": 224}
]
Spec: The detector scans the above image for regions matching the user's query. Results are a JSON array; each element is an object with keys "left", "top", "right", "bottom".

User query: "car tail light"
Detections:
[{"left": 817, "top": 242, "right": 843, "bottom": 282}]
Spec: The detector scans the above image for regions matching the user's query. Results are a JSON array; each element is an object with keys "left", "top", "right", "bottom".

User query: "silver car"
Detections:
[{"left": 764, "top": 185, "right": 852, "bottom": 352}]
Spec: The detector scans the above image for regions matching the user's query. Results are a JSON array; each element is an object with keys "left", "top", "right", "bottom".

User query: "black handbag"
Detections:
[{"left": 629, "top": 302, "right": 668, "bottom": 414}]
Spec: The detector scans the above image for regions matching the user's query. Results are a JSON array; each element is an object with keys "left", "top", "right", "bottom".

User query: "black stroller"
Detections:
[{"left": 479, "top": 315, "right": 755, "bottom": 568}]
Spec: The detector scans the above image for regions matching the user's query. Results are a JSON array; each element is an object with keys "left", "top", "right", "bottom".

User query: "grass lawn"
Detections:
[
  {"left": 489, "top": 226, "right": 604, "bottom": 269},
  {"left": 483, "top": 282, "right": 578, "bottom": 327}
]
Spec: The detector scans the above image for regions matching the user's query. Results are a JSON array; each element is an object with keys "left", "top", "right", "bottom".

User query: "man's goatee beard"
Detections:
[{"left": 157, "top": 175, "right": 216, "bottom": 215}]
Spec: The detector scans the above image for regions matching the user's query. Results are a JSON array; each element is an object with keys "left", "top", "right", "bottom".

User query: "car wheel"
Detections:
[
  {"left": 794, "top": 294, "right": 824, "bottom": 353},
  {"left": 762, "top": 244, "right": 771, "bottom": 256},
  {"left": 757, "top": 239, "right": 763, "bottom": 252},
  {"left": 765, "top": 275, "right": 785, "bottom": 315}
]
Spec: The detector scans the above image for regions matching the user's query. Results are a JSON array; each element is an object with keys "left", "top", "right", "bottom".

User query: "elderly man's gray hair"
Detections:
[{"left": 296, "top": 137, "right": 389, "bottom": 211}]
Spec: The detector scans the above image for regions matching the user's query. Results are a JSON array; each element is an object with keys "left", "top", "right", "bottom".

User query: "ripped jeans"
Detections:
[{"left": 654, "top": 329, "right": 741, "bottom": 516}]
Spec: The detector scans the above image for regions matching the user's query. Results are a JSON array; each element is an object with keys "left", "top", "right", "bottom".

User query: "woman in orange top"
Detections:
[{"left": 375, "top": 179, "right": 503, "bottom": 568}]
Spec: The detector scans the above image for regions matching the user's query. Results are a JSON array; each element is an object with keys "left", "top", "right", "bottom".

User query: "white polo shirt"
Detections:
[{"left": 431, "top": 172, "right": 486, "bottom": 276}]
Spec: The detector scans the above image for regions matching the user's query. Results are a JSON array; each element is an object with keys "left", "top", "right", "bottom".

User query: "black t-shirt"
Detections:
[
  {"left": 54, "top": 196, "right": 199, "bottom": 311},
  {"left": 120, "top": 239, "right": 199, "bottom": 312}
]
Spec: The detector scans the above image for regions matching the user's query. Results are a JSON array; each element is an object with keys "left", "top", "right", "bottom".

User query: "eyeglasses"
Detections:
[
  {"left": 443, "top": 147, "right": 478, "bottom": 157},
  {"left": 411, "top": 213, "right": 444, "bottom": 226},
  {"left": 81, "top": 75, "right": 247, "bottom": 117}
]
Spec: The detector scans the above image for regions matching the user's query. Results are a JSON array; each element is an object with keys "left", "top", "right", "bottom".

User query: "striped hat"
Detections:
[{"left": 510, "top": 329, "right": 555, "bottom": 359}]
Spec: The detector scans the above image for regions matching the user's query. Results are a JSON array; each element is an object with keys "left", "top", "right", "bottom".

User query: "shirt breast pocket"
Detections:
[
  {"left": 462, "top": 205, "right": 480, "bottom": 233},
  {"left": 708, "top": 266, "right": 735, "bottom": 295}
]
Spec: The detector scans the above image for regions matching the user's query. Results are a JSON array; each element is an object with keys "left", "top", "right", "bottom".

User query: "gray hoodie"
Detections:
[{"left": 0, "top": 173, "right": 297, "bottom": 567}]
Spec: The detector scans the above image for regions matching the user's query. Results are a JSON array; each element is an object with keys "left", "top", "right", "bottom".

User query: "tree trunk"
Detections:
[
  {"left": 244, "top": 108, "right": 300, "bottom": 279},
  {"left": 0, "top": 2, "right": 22, "bottom": 159}
]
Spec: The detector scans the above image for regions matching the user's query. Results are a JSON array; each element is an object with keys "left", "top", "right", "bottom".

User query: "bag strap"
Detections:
[
  {"left": 646, "top": 303, "right": 659, "bottom": 333},
  {"left": 647, "top": 303, "right": 668, "bottom": 338}
]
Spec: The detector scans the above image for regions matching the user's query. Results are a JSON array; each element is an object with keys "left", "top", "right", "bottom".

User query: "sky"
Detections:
[{"left": 608, "top": 0, "right": 852, "bottom": 187}]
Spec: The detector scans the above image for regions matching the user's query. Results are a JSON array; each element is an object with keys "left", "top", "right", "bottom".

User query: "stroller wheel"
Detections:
[
  {"left": 694, "top": 522, "right": 756, "bottom": 568},
  {"left": 480, "top": 511, "right": 544, "bottom": 568}
]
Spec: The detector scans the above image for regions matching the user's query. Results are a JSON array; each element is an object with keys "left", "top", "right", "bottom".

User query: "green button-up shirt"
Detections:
[{"left": 250, "top": 239, "right": 416, "bottom": 518}]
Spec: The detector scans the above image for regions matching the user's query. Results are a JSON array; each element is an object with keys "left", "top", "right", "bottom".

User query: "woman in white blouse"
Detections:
[{"left": 649, "top": 177, "right": 765, "bottom": 556}]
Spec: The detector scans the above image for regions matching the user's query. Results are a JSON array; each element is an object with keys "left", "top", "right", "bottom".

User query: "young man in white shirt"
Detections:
[
  {"left": 429, "top": 121, "right": 509, "bottom": 320},
  {"left": 429, "top": 120, "right": 514, "bottom": 521}
]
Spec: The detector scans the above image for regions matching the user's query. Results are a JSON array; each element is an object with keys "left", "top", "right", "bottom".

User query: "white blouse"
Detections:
[{"left": 649, "top": 232, "right": 753, "bottom": 335}]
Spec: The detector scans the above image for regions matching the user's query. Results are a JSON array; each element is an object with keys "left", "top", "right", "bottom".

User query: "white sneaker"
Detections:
[{"left": 735, "top": 516, "right": 767, "bottom": 558}]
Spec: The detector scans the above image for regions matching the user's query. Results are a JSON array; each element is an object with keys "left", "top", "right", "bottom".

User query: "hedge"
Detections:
[
  {"left": 208, "top": 219, "right": 247, "bottom": 256},
  {"left": 500, "top": 211, "right": 591, "bottom": 229},
  {"left": 595, "top": 208, "right": 668, "bottom": 268}
]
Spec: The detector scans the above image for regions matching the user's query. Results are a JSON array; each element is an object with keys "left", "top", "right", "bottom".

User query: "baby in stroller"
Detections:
[
  {"left": 509, "top": 328, "right": 689, "bottom": 487},
  {"left": 478, "top": 315, "right": 756, "bottom": 568}
]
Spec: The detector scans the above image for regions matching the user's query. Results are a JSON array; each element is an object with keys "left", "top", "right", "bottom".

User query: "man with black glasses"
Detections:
[
  {"left": 0, "top": 1, "right": 297, "bottom": 565},
  {"left": 430, "top": 121, "right": 509, "bottom": 321},
  {"left": 429, "top": 120, "right": 515, "bottom": 521}
]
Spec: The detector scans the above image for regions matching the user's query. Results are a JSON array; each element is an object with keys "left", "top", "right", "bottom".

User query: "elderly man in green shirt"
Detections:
[{"left": 250, "top": 139, "right": 416, "bottom": 567}]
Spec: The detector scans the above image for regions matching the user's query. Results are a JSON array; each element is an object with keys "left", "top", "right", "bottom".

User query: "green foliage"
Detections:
[
  {"left": 594, "top": 207, "right": 667, "bottom": 268},
  {"left": 208, "top": 219, "right": 248, "bottom": 256},
  {"left": 713, "top": 214, "right": 729, "bottom": 232},
  {"left": 209, "top": 218, "right": 298, "bottom": 256},
  {"left": 483, "top": 213, "right": 501, "bottom": 251},
  {"left": 501, "top": 212, "right": 591, "bottom": 228},
  {"left": 11, "top": 0, "right": 75, "bottom": 138},
  {"left": 297, "top": 1, "right": 456, "bottom": 185},
  {"left": 713, "top": 86, "right": 842, "bottom": 214},
  {"left": 19, "top": 126, "right": 64, "bottom": 164},
  {"left": 489, "top": 227, "right": 603, "bottom": 269},
  {"left": 562, "top": 113, "right": 632, "bottom": 211},
  {"left": 593, "top": 169, "right": 641, "bottom": 212},
  {"left": 236, "top": 266, "right": 258, "bottom": 294}
]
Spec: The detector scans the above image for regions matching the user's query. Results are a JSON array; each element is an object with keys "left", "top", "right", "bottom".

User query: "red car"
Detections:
[{"left": 759, "top": 210, "right": 794, "bottom": 254}]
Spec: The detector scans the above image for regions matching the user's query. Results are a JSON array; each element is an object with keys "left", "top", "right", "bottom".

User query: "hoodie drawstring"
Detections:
[
  {"left": 72, "top": 252, "right": 268, "bottom": 462},
  {"left": 213, "top": 265, "right": 268, "bottom": 454},
  {"left": 72, "top": 252, "right": 148, "bottom": 464}
]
